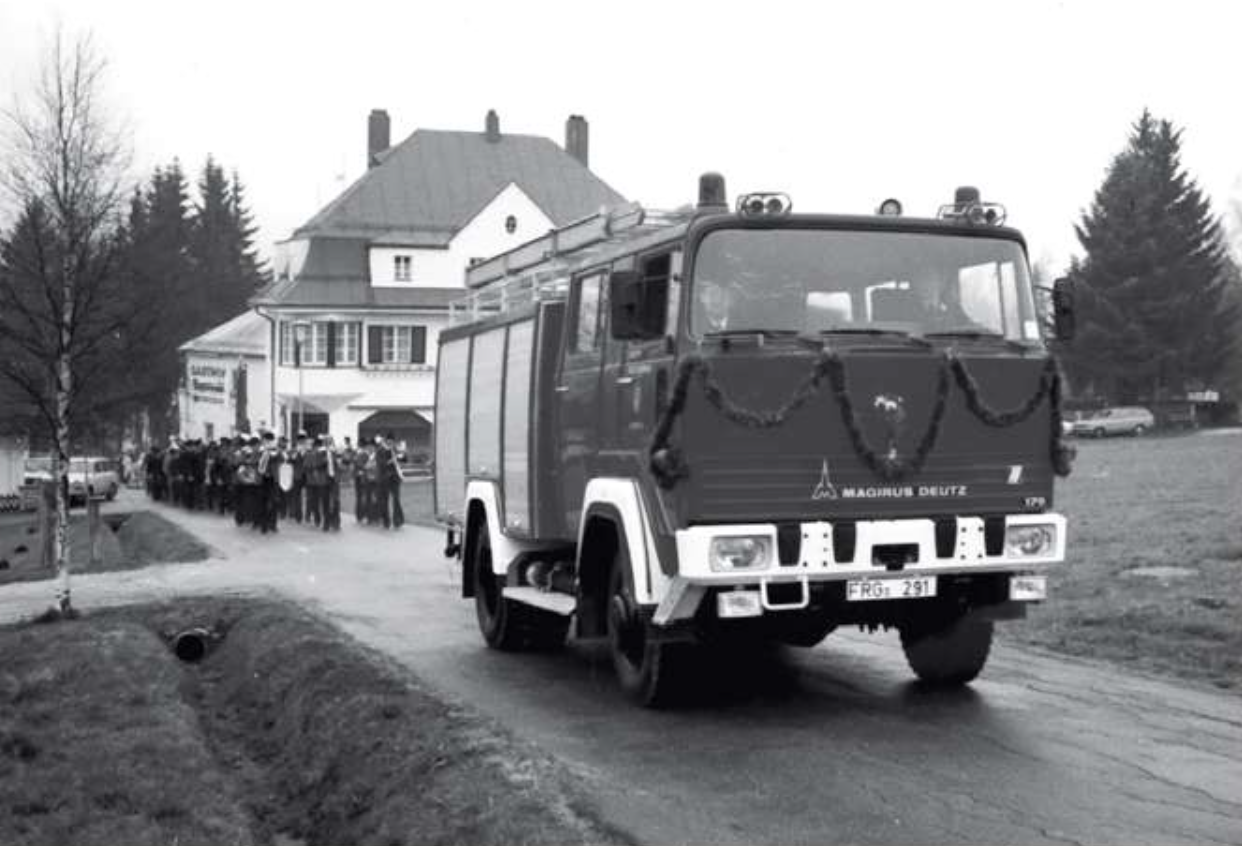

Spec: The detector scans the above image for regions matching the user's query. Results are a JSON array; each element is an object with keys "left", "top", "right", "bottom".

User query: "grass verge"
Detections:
[
  {"left": 0, "top": 613, "right": 254, "bottom": 846},
  {"left": 1004, "top": 432, "right": 1242, "bottom": 690},
  {"left": 1, "top": 597, "right": 627, "bottom": 846},
  {"left": 0, "top": 510, "right": 211, "bottom": 586}
]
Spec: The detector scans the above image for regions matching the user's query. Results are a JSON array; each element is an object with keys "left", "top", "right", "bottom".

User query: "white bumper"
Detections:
[{"left": 674, "top": 513, "right": 1066, "bottom": 582}]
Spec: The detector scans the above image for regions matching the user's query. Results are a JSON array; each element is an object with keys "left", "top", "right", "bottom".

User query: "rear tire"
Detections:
[
  {"left": 1093, "top": 427, "right": 1106, "bottom": 438},
  {"left": 472, "top": 521, "right": 525, "bottom": 651},
  {"left": 472, "top": 520, "right": 569, "bottom": 651},
  {"left": 1133, "top": 424, "right": 1147, "bottom": 436},
  {"left": 900, "top": 612, "right": 993, "bottom": 686},
  {"left": 607, "top": 551, "right": 689, "bottom": 707}
]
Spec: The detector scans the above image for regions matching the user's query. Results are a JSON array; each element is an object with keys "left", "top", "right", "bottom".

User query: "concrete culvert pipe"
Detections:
[{"left": 172, "top": 627, "right": 216, "bottom": 662}]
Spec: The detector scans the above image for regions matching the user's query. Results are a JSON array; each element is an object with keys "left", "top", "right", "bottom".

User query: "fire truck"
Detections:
[{"left": 434, "top": 175, "right": 1075, "bottom": 706}]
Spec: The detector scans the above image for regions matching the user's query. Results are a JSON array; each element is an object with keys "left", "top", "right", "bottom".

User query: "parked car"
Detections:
[
  {"left": 67, "top": 456, "right": 120, "bottom": 501},
  {"left": 1069, "top": 406, "right": 1155, "bottom": 438},
  {"left": 23, "top": 455, "right": 54, "bottom": 487}
]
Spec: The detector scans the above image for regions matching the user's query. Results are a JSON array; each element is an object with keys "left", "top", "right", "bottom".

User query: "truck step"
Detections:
[{"left": 503, "top": 586, "right": 576, "bottom": 616}]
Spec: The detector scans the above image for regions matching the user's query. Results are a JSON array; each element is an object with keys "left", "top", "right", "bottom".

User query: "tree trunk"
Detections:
[{"left": 54, "top": 261, "right": 74, "bottom": 615}]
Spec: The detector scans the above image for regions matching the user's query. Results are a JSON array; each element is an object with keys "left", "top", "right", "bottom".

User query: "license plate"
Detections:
[{"left": 846, "top": 576, "right": 937, "bottom": 602}]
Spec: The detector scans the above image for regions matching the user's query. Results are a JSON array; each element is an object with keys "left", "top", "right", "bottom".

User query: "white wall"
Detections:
[
  {"left": 369, "top": 183, "right": 554, "bottom": 288},
  {"left": 271, "top": 310, "right": 449, "bottom": 441},
  {"left": 179, "top": 352, "right": 272, "bottom": 440},
  {"left": 273, "top": 238, "right": 312, "bottom": 281}
]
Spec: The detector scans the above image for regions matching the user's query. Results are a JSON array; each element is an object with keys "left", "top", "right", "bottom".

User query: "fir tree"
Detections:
[{"left": 1067, "top": 111, "right": 1240, "bottom": 401}]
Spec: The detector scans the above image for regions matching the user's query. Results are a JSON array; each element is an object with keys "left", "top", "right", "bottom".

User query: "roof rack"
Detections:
[{"left": 450, "top": 202, "right": 692, "bottom": 326}]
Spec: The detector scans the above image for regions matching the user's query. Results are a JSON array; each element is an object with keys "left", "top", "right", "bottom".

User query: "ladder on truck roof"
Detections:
[{"left": 449, "top": 201, "right": 690, "bottom": 327}]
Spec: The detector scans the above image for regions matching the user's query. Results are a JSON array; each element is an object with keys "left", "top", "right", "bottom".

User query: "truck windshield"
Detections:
[{"left": 690, "top": 228, "right": 1041, "bottom": 343}]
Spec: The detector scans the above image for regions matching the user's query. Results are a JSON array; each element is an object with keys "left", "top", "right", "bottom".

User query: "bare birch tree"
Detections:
[{"left": 0, "top": 30, "right": 130, "bottom": 616}]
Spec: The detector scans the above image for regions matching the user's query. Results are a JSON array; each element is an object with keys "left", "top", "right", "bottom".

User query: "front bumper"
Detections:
[{"left": 653, "top": 514, "right": 1065, "bottom": 624}]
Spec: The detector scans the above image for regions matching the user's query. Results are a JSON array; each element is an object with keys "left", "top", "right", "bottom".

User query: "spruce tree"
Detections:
[
  {"left": 189, "top": 156, "right": 236, "bottom": 321},
  {"left": 227, "top": 169, "right": 268, "bottom": 297},
  {"left": 1068, "top": 111, "right": 1240, "bottom": 402}
]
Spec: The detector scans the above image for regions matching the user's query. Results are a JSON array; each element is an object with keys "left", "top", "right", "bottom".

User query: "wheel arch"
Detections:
[{"left": 575, "top": 479, "right": 671, "bottom": 637}]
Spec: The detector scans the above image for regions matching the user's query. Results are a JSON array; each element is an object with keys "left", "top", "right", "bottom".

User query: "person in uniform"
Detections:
[
  {"left": 287, "top": 432, "right": 308, "bottom": 523},
  {"left": 257, "top": 431, "right": 282, "bottom": 533},
  {"left": 377, "top": 432, "right": 404, "bottom": 529},
  {"left": 304, "top": 435, "right": 328, "bottom": 528},
  {"left": 354, "top": 440, "right": 373, "bottom": 524},
  {"left": 236, "top": 436, "right": 262, "bottom": 527},
  {"left": 335, "top": 437, "right": 355, "bottom": 530}
]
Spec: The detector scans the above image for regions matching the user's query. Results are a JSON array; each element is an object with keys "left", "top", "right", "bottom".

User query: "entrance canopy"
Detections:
[{"left": 277, "top": 393, "right": 362, "bottom": 414}]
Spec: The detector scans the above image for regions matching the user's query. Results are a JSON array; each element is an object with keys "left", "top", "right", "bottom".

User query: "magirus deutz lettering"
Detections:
[{"left": 435, "top": 175, "right": 1076, "bottom": 706}]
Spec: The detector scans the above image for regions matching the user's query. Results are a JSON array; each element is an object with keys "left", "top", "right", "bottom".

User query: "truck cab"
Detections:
[{"left": 436, "top": 177, "right": 1074, "bottom": 706}]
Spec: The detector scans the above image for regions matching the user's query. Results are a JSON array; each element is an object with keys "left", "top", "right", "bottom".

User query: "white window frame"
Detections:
[
  {"left": 335, "top": 322, "right": 359, "bottom": 366},
  {"left": 303, "top": 322, "right": 329, "bottom": 366},
  {"left": 279, "top": 321, "right": 295, "bottom": 366},
  {"left": 393, "top": 254, "right": 412, "bottom": 282}
]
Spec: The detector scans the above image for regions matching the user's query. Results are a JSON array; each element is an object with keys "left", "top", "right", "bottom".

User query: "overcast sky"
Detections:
[{"left": 2, "top": 0, "right": 1239, "bottom": 273}]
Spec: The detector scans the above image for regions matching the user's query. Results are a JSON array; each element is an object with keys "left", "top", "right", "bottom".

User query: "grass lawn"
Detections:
[
  {"left": 0, "top": 511, "right": 212, "bottom": 587},
  {"left": 1004, "top": 431, "right": 1242, "bottom": 690}
]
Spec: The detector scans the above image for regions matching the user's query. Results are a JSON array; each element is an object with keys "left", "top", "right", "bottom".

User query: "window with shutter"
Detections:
[
  {"left": 327, "top": 322, "right": 337, "bottom": 367},
  {"left": 411, "top": 326, "right": 427, "bottom": 364}
]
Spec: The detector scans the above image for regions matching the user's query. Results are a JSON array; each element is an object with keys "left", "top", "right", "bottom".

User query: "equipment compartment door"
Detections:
[{"left": 555, "top": 271, "right": 607, "bottom": 530}]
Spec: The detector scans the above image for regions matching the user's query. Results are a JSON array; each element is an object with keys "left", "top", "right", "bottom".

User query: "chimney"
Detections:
[
  {"left": 565, "top": 114, "right": 589, "bottom": 167},
  {"left": 367, "top": 109, "right": 390, "bottom": 169},
  {"left": 485, "top": 109, "right": 501, "bottom": 142}
]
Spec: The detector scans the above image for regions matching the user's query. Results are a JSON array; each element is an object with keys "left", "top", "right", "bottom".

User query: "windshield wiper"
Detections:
[
  {"left": 817, "top": 327, "right": 932, "bottom": 348},
  {"left": 923, "top": 330, "right": 1032, "bottom": 351},
  {"left": 702, "top": 328, "right": 822, "bottom": 350}
]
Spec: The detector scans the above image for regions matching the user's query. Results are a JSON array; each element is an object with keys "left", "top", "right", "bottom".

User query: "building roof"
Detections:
[
  {"left": 255, "top": 279, "right": 462, "bottom": 310},
  {"left": 179, "top": 311, "right": 268, "bottom": 357},
  {"left": 295, "top": 129, "right": 625, "bottom": 239}
]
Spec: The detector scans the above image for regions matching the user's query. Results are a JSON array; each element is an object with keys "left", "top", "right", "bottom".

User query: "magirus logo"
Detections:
[{"left": 812, "top": 459, "right": 838, "bottom": 500}]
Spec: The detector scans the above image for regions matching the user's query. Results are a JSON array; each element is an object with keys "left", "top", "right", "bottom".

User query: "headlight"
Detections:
[
  {"left": 1005, "top": 524, "right": 1055, "bottom": 558},
  {"left": 709, "top": 535, "right": 772, "bottom": 572}
]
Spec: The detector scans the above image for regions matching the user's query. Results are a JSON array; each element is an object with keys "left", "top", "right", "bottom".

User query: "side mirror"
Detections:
[
  {"left": 1052, "top": 276, "right": 1075, "bottom": 342},
  {"left": 609, "top": 270, "right": 667, "bottom": 341}
]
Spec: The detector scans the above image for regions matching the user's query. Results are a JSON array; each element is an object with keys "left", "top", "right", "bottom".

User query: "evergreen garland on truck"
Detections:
[{"left": 648, "top": 349, "right": 1075, "bottom": 489}]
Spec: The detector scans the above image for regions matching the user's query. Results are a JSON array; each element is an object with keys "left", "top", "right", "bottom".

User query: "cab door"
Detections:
[
  {"left": 555, "top": 271, "right": 607, "bottom": 530},
  {"left": 602, "top": 250, "right": 681, "bottom": 456}
]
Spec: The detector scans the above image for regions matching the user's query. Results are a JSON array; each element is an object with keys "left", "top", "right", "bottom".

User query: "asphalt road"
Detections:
[{"left": 3, "top": 489, "right": 1239, "bottom": 846}]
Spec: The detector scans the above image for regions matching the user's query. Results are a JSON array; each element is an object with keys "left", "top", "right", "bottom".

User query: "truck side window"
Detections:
[{"left": 572, "top": 274, "right": 603, "bottom": 352}]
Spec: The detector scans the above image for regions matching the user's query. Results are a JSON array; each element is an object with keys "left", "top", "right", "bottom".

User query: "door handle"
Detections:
[
  {"left": 615, "top": 376, "right": 634, "bottom": 385},
  {"left": 554, "top": 385, "right": 569, "bottom": 393}
]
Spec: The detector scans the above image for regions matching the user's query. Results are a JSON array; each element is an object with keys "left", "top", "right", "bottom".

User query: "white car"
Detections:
[
  {"left": 1070, "top": 407, "right": 1155, "bottom": 438},
  {"left": 67, "top": 456, "right": 121, "bottom": 501}
]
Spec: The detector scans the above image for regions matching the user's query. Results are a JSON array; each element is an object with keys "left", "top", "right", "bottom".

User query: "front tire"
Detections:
[
  {"left": 899, "top": 612, "right": 993, "bottom": 686},
  {"left": 1133, "top": 424, "right": 1147, "bottom": 436},
  {"left": 607, "top": 551, "right": 689, "bottom": 707}
]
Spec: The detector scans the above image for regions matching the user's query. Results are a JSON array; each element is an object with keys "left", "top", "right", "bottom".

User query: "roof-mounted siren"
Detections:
[
  {"left": 938, "top": 185, "right": 1006, "bottom": 226},
  {"left": 698, "top": 172, "right": 729, "bottom": 212}
]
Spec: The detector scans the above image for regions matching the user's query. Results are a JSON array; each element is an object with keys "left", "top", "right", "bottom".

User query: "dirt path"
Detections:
[{"left": 3, "top": 490, "right": 1240, "bottom": 845}]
